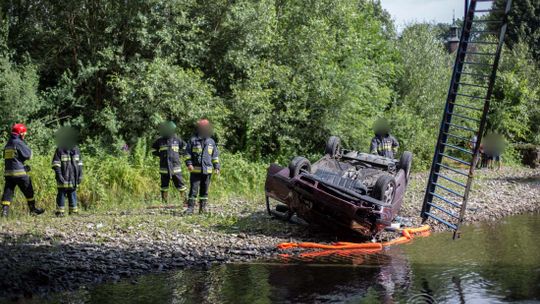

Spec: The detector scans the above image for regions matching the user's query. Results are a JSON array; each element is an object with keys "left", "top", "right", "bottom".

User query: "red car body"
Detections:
[{"left": 265, "top": 151, "right": 411, "bottom": 237}]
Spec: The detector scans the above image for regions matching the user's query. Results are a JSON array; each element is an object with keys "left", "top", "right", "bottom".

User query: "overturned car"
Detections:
[{"left": 265, "top": 136, "right": 412, "bottom": 238}]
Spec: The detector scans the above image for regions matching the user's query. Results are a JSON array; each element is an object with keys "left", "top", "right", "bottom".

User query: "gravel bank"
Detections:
[{"left": 0, "top": 167, "right": 538, "bottom": 299}]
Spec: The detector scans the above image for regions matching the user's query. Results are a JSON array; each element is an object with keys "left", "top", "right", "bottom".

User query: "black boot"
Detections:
[
  {"left": 199, "top": 200, "right": 208, "bottom": 214},
  {"left": 28, "top": 201, "right": 44, "bottom": 215},
  {"left": 69, "top": 206, "right": 79, "bottom": 215},
  {"left": 55, "top": 207, "right": 65, "bottom": 217},
  {"left": 185, "top": 199, "right": 195, "bottom": 215},
  {"left": 1, "top": 205, "right": 9, "bottom": 217}
]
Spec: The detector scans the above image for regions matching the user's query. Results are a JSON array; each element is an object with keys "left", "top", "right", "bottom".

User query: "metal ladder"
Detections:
[{"left": 421, "top": 0, "right": 512, "bottom": 238}]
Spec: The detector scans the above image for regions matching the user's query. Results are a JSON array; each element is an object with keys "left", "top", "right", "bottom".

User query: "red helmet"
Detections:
[
  {"left": 197, "top": 119, "right": 210, "bottom": 127},
  {"left": 11, "top": 123, "right": 28, "bottom": 136}
]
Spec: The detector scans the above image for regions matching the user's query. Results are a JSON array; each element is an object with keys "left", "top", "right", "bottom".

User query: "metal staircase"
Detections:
[{"left": 421, "top": 0, "right": 512, "bottom": 238}]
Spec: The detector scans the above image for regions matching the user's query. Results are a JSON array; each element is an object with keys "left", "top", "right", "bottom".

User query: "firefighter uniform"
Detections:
[
  {"left": 152, "top": 136, "right": 187, "bottom": 196},
  {"left": 370, "top": 134, "right": 399, "bottom": 159},
  {"left": 185, "top": 135, "right": 220, "bottom": 213},
  {"left": 1, "top": 134, "right": 42, "bottom": 215},
  {"left": 52, "top": 147, "right": 83, "bottom": 215}
]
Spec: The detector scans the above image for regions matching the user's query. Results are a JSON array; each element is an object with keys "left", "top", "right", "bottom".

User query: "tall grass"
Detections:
[{"left": 0, "top": 146, "right": 268, "bottom": 216}]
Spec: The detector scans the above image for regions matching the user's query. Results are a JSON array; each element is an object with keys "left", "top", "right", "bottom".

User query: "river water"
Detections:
[{"left": 44, "top": 214, "right": 540, "bottom": 303}]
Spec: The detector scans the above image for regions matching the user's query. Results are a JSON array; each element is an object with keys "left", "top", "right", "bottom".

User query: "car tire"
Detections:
[
  {"left": 398, "top": 151, "right": 413, "bottom": 181},
  {"left": 325, "top": 136, "right": 341, "bottom": 158},
  {"left": 289, "top": 156, "right": 311, "bottom": 178},
  {"left": 373, "top": 174, "right": 397, "bottom": 205}
]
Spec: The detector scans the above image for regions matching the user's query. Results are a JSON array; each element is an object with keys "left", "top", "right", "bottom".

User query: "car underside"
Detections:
[{"left": 265, "top": 136, "right": 413, "bottom": 238}]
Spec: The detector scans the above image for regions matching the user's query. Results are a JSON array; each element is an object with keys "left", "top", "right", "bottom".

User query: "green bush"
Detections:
[{"left": 0, "top": 150, "right": 267, "bottom": 216}]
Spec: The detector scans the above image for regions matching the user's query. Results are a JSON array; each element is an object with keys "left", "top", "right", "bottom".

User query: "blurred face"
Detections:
[
  {"left": 20, "top": 132, "right": 27, "bottom": 139},
  {"left": 55, "top": 127, "right": 78, "bottom": 149},
  {"left": 198, "top": 125, "right": 212, "bottom": 138}
]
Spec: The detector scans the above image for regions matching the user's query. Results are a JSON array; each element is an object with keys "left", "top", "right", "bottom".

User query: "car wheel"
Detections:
[
  {"left": 373, "top": 174, "right": 397, "bottom": 205},
  {"left": 288, "top": 156, "right": 311, "bottom": 178},
  {"left": 325, "top": 136, "right": 341, "bottom": 158},
  {"left": 398, "top": 151, "right": 413, "bottom": 181}
]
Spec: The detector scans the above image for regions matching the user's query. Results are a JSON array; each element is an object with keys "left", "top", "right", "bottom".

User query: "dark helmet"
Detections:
[
  {"left": 373, "top": 118, "right": 390, "bottom": 136},
  {"left": 159, "top": 121, "right": 176, "bottom": 137}
]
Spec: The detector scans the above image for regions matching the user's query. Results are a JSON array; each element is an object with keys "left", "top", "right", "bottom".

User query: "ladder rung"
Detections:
[
  {"left": 430, "top": 192, "right": 462, "bottom": 208},
  {"left": 427, "top": 202, "right": 461, "bottom": 219},
  {"left": 444, "top": 132, "right": 472, "bottom": 143},
  {"left": 472, "top": 19, "right": 504, "bottom": 23},
  {"left": 441, "top": 142, "right": 474, "bottom": 155},
  {"left": 455, "top": 93, "right": 485, "bottom": 100},
  {"left": 434, "top": 172, "right": 467, "bottom": 188},
  {"left": 468, "top": 31, "right": 499, "bottom": 36},
  {"left": 424, "top": 212, "right": 458, "bottom": 230},
  {"left": 437, "top": 163, "right": 469, "bottom": 177},
  {"left": 457, "top": 82, "right": 489, "bottom": 89},
  {"left": 462, "top": 61, "right": 494, "bottom": 66},
  {"left": 474, "top": 9, "right": 505, "bottom": 13},
  {"left": 440, "top": 153, "right": 472, "bottom": 166},
  {"left": 451, "top": 102, "right": 484, "bottom": 112},
  {"left": 451, "top": 112, "right": 481, "bottom": 123},
  {"left": 446, "top": 122, "right": 477, "bottom": 133},
  {"left": 434, "top": 183, "right": 465, "bottom": 198},
  {"left": 467, "top": 41, "right": 499, "bottom": 46},
  {"left": 459, "top": 72, "right": 491, "bottom": 78}
]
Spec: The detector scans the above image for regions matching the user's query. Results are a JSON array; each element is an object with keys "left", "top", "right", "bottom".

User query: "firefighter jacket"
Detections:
[
  {"left": 52, "top": 147, "right": 83, "bottom": 189},
  {"left": 185, "top": 135, "right": 220, "bottom": 174},
  {"left": 152, "top": 136, "right": 186, "bottom": 175},
  {"left": 3, "top": 134, "right": 32, "bottom": 177},
  {"left": 370, "top": 134, "right": 399, "bottom": 159}
]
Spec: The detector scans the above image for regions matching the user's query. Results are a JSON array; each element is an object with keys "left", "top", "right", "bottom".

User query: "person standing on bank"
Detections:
[
  {"left": 370, "top": 118, "right": 399, "bottom": 159},
  {"left": 1, "top": 124, "right": 45, "bottom": 217},
  {"left": 185, "top": 119, "right": 220, "bottom": 214},
  {"left": 151, "top": 121, "right": 188, "bottom": 205},
  {"left": 51, "top": 127, "right": 83, "bottom": 217}
]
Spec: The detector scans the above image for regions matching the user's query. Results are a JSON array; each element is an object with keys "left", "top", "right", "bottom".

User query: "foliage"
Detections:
[
  {"left": 494, "top": 0, "right": 540, "bottom": 62},
  {"left": 391, "top": 24, "right": 453, "bottom": 169},
  {"left": 0, "top": 150, "right": 267, "bottom": 215},
  {"left": 0, "top": 0, "right": 537, "bottom": 174}
]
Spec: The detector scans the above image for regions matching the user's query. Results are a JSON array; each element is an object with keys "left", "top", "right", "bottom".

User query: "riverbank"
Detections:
[{"left": 0, "top": 167, "right": 538, "bottom": 299}]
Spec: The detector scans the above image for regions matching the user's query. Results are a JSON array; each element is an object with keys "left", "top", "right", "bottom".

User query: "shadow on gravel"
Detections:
[{"left": 490, "top": 174, "right": 540, "bottom": 184}]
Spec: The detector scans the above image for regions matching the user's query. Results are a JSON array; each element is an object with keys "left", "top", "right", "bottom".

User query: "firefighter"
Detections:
[
  {"left": 370, "top": 118, "right": 399, "bottom": 159},
  {"left": 1, "top": 124, "right": 44, "bottom": 217},
  {"left": 52, "top": 127, "right": 83, "bottom": 217},
  {"left": 185, "top": 119, "right": 220, "bottom": 214},
  {"left": 151, "top": 121, "right": 187, "bottom": 205}
]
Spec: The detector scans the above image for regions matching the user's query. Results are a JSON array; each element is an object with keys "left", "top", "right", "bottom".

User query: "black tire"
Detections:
[
  {"left": 398, "top": 151, "right": 413, "bottom": 181},
  {"left": 373, "top": 174, "right": 397, "bottom": 205},
  {"left": 325, "top": 136, "right": 341, "bottom": 157},
  {"left": 288, "top": 156, "right": 311, "bottom": 178}
]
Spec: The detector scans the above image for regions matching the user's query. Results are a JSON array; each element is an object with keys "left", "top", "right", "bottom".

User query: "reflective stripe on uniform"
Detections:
[
  {"left": 178, "top": 186, "right": 187, "bottom": 192},
  {"left": 159, "top": 146, "right": 168, "bottom": 151},
  {"left": 4, "top": 170, "right": 27, "bottom": 177},
  {"left": 26, "top": 197, "right": 35, "bottom": 202},
  {"left": 172, "top": 167, "right": 182, "bottom": 173},
  {"left": 4, "top": 149, "right": 16, "bottom": 159},
  {"left": 1, "top": 201, "right": 11, "bottom": 206},
  {"left": 56, "top": 206, "right": 65, "bottom": 212}
]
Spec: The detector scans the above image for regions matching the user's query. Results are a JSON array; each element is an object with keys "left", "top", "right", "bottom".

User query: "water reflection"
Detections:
[{"left": 38, "top": 214, "right": 540, "bottom": 303}]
